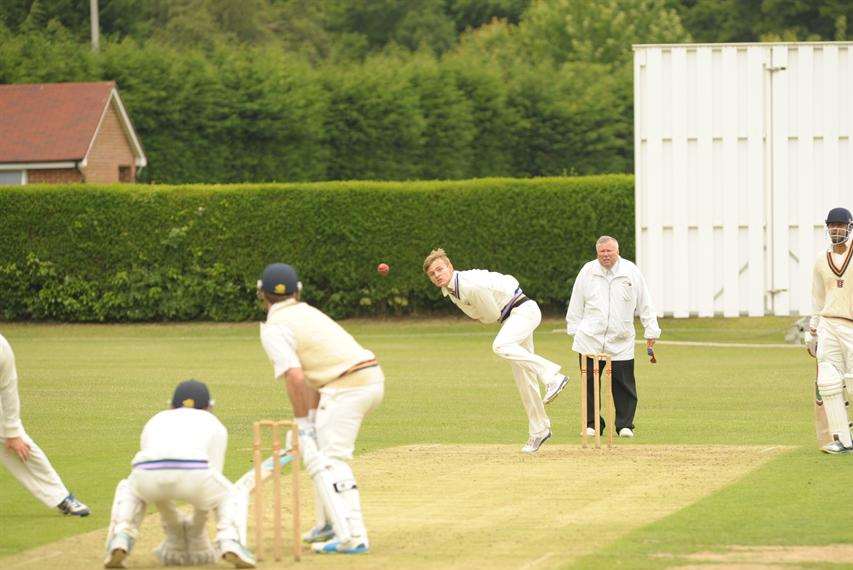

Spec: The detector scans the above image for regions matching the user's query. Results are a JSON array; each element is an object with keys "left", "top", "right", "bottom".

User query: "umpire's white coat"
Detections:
[
  {"left": 566, "top": 258, "right": 660, "bottom": 361},
  {"left": 0, "top": 333, "right": 71, "bottom": 508}
]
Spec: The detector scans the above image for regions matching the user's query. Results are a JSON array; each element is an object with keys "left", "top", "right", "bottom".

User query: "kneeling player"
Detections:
[{"left": 104, "top": 380, "right": 255, "bottom": 568}]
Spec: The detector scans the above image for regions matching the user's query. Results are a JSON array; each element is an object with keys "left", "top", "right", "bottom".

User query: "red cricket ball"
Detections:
[{"left": 377, "top": 262, "right": 390, "bottom": 276}]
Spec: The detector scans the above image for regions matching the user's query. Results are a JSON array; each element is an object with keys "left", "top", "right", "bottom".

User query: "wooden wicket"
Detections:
[
  {"left": 252, "top": 420, "right": 301, "bottom": 562},
  {"left": 579, "top": 354, "right": 615, "bottom": 449}
]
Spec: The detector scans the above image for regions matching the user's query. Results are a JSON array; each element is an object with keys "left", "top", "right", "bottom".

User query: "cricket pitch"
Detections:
[{"left": 2, "top": 444, "right": 785, "bottom": 569}]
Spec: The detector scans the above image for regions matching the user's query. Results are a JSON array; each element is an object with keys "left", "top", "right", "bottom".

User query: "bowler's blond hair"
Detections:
[{"left": 423, "top": 248, "right": 451, "bottom": 273}]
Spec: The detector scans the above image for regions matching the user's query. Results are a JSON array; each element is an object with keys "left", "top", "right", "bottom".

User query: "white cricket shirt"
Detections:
[
  {"left": 565, "top": 258, "right": 661, "bottom": 360},
  {"left": 442, "top": 269, "right": 523, "bottom": 324},
  {"left": 131, "top": 408, "right": 228, "bottom": 473}
]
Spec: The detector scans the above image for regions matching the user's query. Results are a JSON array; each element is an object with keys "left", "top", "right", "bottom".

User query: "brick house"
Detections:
[{"left": 0, "top": 82, "right": 147, "bottom": 184}]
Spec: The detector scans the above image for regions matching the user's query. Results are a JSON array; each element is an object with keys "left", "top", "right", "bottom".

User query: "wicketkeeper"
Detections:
[
  {"left": 104, "top": 380, "right": 255, "bottom": 569},
  {"left": 257, "top": 263, "right": 383, "bottom": 554},
  {"left": 808, "top": 206, "right": 853, "bottom": 454}
]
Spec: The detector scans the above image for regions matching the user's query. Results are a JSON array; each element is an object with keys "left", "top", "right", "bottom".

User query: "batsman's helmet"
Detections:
[
  {"left": 825, "top": 207, "right": 853, "bottom": 245},
  {"left": 826, "top": 207, "right": 853, "bottom": 225},
  {"left": 258, "top": 263, "right": 302, "bottom": 296},
  {"left": 171, "top": 379, "right": 211, "bottom": 410}
]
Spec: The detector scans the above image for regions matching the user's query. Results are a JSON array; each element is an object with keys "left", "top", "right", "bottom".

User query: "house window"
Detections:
[
  {"left": 118, "top": 166, "right": 132, "bottom": 182},
  {"left": 0, "top": 170, "right": 25, "bottom": 185}
]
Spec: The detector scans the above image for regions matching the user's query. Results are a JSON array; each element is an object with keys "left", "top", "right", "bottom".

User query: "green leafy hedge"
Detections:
[{"left": 0, "top": 176, "right": 633, "bottom": 321}]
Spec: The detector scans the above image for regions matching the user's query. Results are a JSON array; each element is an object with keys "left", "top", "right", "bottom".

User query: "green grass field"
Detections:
[{"left": 0, "top": 317, "right": 851, "bottom": 569}]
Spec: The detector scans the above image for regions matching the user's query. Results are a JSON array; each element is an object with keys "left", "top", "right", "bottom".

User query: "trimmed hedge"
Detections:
[{"left": 0, "top": 176, "right": 633, "bottom": 321}]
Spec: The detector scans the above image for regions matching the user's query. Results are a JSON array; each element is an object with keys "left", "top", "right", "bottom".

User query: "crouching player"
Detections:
[
  {"left": 810, "top": 207, "right": 853, "bottom": 454},
  {"left": 104, "top": 380, "right": 255, "bottom": 568},
  {"left": 258, "top": 263, "right": 383, "bottom": 554}
]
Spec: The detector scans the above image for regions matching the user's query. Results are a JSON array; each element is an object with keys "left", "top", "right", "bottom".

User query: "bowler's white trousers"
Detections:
[
  {"left": 492, "top": 300, "right": 560, "bottom": 437},
  {"left": 0, "top": 430, "right": 69, "bottom": 507}
]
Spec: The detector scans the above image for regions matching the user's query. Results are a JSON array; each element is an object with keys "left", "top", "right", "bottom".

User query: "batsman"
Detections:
[
  {"left": 257, "top": 263, "right": 383, "bottom": 554},
  {"left": 808, "top": 206, "right": 853, "bottom": 454}
]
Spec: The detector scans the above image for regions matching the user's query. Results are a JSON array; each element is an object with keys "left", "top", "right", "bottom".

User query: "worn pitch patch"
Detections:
[{"left": 2, "top": 444, "right": 783, "bottom": 570}]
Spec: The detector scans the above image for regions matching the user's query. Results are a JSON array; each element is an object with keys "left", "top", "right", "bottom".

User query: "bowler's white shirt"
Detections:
[
  {"left": 131, "top": 408, "right": 228, "bottom": 473},
  {"left": 442, "top": 270, "right": 521, "bottom": 324},
  {"left": 565, "top": 258, "right": 661, "bottom": 360},
  {"left": 0, "top": 333, "right": 24, "bottom": 438}
]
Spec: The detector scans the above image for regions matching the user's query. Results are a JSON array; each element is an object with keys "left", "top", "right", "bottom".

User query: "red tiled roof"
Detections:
[{"left": 0, "top": 82, "right": 116, "bottom": 163}]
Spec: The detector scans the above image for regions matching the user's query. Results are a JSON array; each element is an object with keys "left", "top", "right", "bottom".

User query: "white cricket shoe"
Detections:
[
  {"left": 583, "top": 427, "right": 596, "bottom": 437},
  {"left": 821, "top": 440, "right": 853, "bottom": 454},
  {"left": 104, "top": 532, "right": 133, "bottom": 569},
  {"left": 521, "top": 430, "right": 551, "bottom": 453},
  {"left": 543, "top": 375, "right": 569, "bottom": 405},
  {"left": 312, "top": 537, "right": 369, "bottom": 554},
  {"left": 618, "top": 428, "right": 634, "bottom": 438},
  {"left": 219, "top": 540, "right": 256, "bottom": 569},
  {"left": 303, "top": 522, "right": 335, "bottom": 544}
]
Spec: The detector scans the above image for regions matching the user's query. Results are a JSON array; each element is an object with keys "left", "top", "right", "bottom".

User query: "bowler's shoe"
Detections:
[
  {"left": 521, "top": 430, "right": 551, "bottom": 453},
  {"left": 543, "top": 375, "right": 569, "bottom": 405}
]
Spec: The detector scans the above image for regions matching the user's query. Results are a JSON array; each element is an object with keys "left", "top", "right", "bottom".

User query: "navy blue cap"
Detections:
[
  {"left": 171, "top": 379, "right": 211, "bottom": 410},
  {"left": 259, "top": 263, "right": 301, "bottom": 296},
  {"left": 826, "top": 207, "right": 852, "bottom": 224}
]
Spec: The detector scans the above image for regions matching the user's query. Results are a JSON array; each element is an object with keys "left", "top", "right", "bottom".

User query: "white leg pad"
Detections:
[
  {"left": 107, "top": 479, "right": 146, "bottom": 547},
  {"left": 329, "top": 460, "right": 367, "bottom": 544},
  {"left": 230, "top": 489, "right": 250, "bottom": 547},
  {"left": 305, "top": 452, "right": 352, "bottom": 544},
  {"left": 818, "top": 363, "right": 852, "bottom": 446}
]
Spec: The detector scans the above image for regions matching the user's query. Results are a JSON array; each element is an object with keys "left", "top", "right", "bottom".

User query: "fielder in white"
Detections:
[
  {"left": 258, "top": 262, "right": 383, "bottom": 554},
  {"left": 808, "top": 206, "right": 853, "bottom": 455},
  {"left": 423, "top": 248, "right": 569, "bottom": 453},
  {"left": 104, "top": 380, "right": 255, "bottom": 569},
  {"left": 0, "top": 332, "right": 90, "bottom": 517}
]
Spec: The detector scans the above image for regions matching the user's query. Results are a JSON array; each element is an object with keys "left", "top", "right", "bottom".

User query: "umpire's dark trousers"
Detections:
[{"left": 580, "top": 355, "right": 637, "bottom": 432}]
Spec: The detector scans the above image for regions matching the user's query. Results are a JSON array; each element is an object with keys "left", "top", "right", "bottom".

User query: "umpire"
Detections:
[{"left": 565, "top": 236, "right": 661, "bottom": 437}]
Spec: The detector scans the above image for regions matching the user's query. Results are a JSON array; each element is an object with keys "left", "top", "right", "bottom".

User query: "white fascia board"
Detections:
[
  {"left": 110, "top": 89, "right": 147, "bottom": 165},
  {"left": 81, "top": 88, "right": 149, "bottom": 169},
  {"left": 0, "top": 162, "right": 77, "bottom": 170}
]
